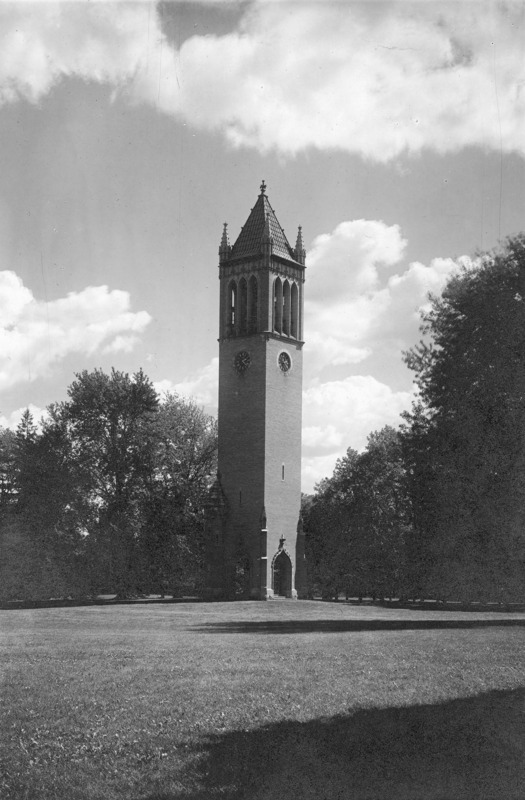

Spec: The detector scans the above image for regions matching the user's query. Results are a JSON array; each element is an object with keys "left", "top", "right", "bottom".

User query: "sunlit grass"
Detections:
[{"left": 1, "top": 601, "right": 525, "bottom": 799}]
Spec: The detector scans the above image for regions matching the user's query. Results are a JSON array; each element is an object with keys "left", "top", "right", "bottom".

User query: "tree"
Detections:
[
  {"left": 402, "top": 234, "right": 525, "bottom": 601},
  {"left": 305, "top": 427, "right": 411, "bottom": 600},
  {"left": 61, "top": 368, "right": 160, "bottom": 595},
  {"left": 13, "top": 409, "right": 38, "bottom": 512},
  {"left": 0, "top": 409, "right": 92, "bottom": 601},
  {"left": 348, "top": 428, "right": 410, "bottom": 599},
  {"left": 140, "top": 393, "right": 218, "bottom": 595},
  {"left": 0, "top": 369, "right": 218, "bottom": 601},
  {"left": 304, "top": 448, "right": 360, "bottom": 598},
  {"left": 0, "top": 427, "right": 16, "bottom": 513}
]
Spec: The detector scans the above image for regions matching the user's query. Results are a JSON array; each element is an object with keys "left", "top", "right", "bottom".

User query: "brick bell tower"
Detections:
[{"left": 206, "top": 182, "right": 307, "bottom": 600}]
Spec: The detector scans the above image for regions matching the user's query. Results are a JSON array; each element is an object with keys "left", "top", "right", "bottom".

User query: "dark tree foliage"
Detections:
[
  {"left": 13, "top": 410, "right": 38, "bottom": 512},
  {"left": 61, "top": 368, "right": 160, "bottom": 595},
  {"left": 304, "top": 427, "right": 410, "bottom": 600},
  {"left": 0, "top": 409, "right": 92, "bottom": 601},
  {"left": 0, "top": 369, "right": 218, "bottom": 601},
  {"left": 141, "top": 393, "right": 218, "bottom": 596},
  {"left": 15, "top": 407, "right": 90, "bottom": 538},
  {"left": 402, "top": 234, "right": 525, "bottom": 601},
  {"left": 0, "top": 427, "right": 16, "bottom": 513}
]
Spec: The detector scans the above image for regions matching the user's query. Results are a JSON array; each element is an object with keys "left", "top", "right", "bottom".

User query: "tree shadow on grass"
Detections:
[
  {"left": 192, "top": 618, "right": 525, "bottom": 634},
  {"left": 142, "top": 687, "right": 525, "bottom": 800}
]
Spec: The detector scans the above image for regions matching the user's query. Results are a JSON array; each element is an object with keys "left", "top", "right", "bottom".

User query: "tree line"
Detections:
[
  {"left": 304, "top": 234, "right": 525, "bottom": 603},
  {"left": 2, "top": 235, "right": 525, "bottom": 603},
  {"left": 0, "top": 369, "right": 217, "bottom": 601}
]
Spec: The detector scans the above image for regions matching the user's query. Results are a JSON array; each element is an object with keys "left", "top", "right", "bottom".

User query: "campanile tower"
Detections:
[{"left": 207, "top": 182, "right": 306, "bottom": 599}]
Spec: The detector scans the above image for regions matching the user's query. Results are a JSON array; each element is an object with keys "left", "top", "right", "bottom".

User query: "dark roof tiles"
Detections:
[{"left": 230, "top": 192, "right": 296, "bottom": 261}]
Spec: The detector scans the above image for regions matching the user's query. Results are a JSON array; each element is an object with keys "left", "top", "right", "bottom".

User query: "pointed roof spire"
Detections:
[
  {"left": 294, "top": 225, "right": 306, "bottom": 265},
  {"left": 230, "top": 183, "right": 298, "bottom": 261},
  {"left": 219, "top": 222, "right": 231, "bottom": 262}
]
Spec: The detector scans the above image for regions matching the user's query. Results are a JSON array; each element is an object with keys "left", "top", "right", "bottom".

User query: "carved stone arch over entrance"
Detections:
[{"left": 272, "top": 549, "right": 293, "bottom": 597}]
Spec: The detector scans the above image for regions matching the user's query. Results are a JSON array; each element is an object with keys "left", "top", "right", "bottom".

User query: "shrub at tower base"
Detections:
[{"left": 402, "top": 233, "right": 525, "bottom": 602}]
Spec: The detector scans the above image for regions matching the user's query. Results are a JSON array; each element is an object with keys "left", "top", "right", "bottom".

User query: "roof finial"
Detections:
[
  {"left": 219, "top": 221, "right": 231, "bottom": 262},
  {"left": 260, "top": 179, "right": 267, "bottom": 195},
  {"left": 294, "top": 225, "right": 306, "bottom": 265}
]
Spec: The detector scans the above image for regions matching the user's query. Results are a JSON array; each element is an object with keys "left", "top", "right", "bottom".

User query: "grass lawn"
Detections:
[{"left": 1, "top": 601, "right": 525, "bottom": 799}]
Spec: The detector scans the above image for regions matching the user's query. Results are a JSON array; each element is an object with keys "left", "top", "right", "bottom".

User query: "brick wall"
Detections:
[
  {"left": 263, "top": 337, "right": 303, "bottom": 595},
  {"left": 216, "top": 332, "right": 303, "bottom": 598}
]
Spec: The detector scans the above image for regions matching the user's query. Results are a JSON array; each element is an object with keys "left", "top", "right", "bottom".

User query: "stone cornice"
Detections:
[
  {"left": 218, "top": 331, "right": 304, "bottom": 349},
  {"left": 219, "top": 258, "right": 305, "bottom": 283}
]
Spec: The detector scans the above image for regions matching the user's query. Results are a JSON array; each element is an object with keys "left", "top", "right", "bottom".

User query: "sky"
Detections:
[{"left": 0, "top": 0, "right": 524, "bottom": 491}]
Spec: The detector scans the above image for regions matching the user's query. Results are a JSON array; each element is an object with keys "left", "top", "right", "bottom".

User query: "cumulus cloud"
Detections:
[
  {"left": 0, "top": 271, "right": 151, "bottom": 390},
  {"left": 304, "top": 219, "right": 461, "bottom": 377},
  {"left": 301, "top": 374, "right": 414, "bottom": 490},
  {"left": 0, "top": 404, "right": 48, "bottom": 432},
  {"left": 176, "top": 0, "right": 525, "bottom": 160},
  {"left": 305, "top": 219, "right": 406, "bottom": 371},
  {"left": 0, "top": 2, "right": 524, "bottom": 162},
  {"left": 0, "top": 3, "right": 144, "bottom": 104},
  {"left": 298, "top": 218, "right": 466, "bottom": 488},
  {"left": 154, "top": 357, "right": 219, "bottom": 411},
  {"left": 308, "top": 220, "right": 407, "bottom": 299}
]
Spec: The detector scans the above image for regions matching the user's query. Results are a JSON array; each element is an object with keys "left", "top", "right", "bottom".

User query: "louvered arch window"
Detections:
[
  {"left": 248, "top": 275, "right": 258, "bottom": 333},
  {"left": 228, "top": 280, "right": 237, "bottom": 335},
  {"left": 291, "top": 282, "right": 299, "bottom": 338},
  {"left": 273, "top": 277, "right": 283, "bottom": 333}
]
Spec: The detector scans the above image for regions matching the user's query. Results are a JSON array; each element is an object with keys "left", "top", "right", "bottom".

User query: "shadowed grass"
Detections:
[
  {"left": 1, "top": 601, "right": 525, "bottom": 799},
  {"left": 156, "top": 687, "right": 525, "bottom": 800}
]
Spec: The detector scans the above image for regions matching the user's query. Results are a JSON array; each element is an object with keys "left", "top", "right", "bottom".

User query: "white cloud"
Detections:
[
  {"left": 308, "top": 220, "right": 407, "bottom": 299},
  {"left": 301, "top": 375, "right": 414, "bottom": 491},
  {"left": 302, "top": 453, "right": 345, "bottom": 496},
  {"left": 383, "top": 255, "right": 474, "bottom": 331},
  {"left": 165, "top": 1, "right": 525, "bottom": 160},
  {"left": 304, "top": 219, "right": 461, "bottom": 377},
  {"left": 298, "top": 219, "right": 466, "bottom": 488},
  {"left": 303, "top": 375, "right": 414, "bottom": 454},
  {"left": 305, "top": 219, "right": 406, "bottom": 372},
  {"left": 0, "top": 271, "right": 151, "bottom": 391},
  {"left": 0, "top": 2, "right": 524, "bottom": 162},
  {"left": 155, "top": 357, "right": 219, "bottom": 411},
  {"left": 0, "top": 404, "right": 48, "bottom": 432}
]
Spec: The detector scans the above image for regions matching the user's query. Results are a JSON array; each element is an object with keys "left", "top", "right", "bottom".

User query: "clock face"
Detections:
[
  {"left": 234, "top": 350, "right": 251, "bottom": 374},
  {"left": 278, "top": 351, "right": 292, "bottom": 372}
]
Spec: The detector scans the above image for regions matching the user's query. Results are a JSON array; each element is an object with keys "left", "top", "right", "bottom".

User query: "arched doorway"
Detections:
[{"left": 273, "top": 550, "right": 292, "bottom": 597}]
